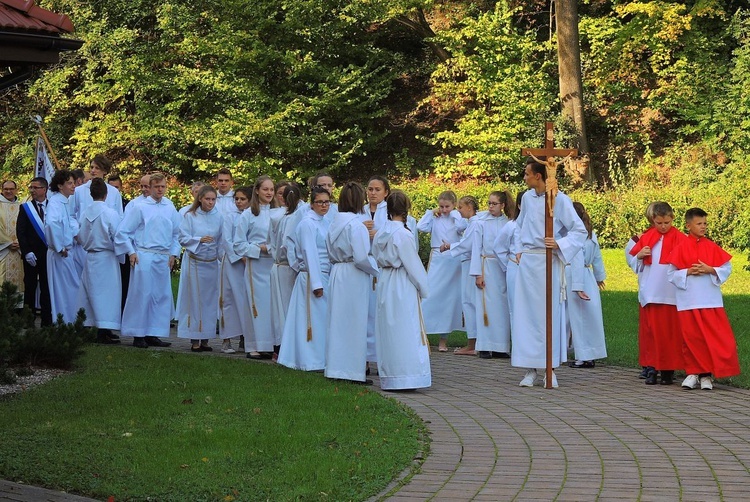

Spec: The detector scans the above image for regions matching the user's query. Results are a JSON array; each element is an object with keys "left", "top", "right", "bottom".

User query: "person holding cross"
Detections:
[{"left": 512, "top": 157, "right": 587, "bottom": 388}]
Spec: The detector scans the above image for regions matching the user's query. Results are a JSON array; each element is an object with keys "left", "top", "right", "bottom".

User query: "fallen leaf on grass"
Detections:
[
  {"left": 122, "top": 432, "right": 132, "bottom": 437},
  {"left": 180, "top": 464, "right": 189, "bottom": 469},
  {"left": 253, "top": 408, "right": 261, "bottom": 414},
  {"left": 205, "top": 396, "right": 213, "bottom": 404},
  {"left": 182, "top": 399, "right": 193, "bottom": 405},
  {"left": 202, "top": 457, "right": 209, "bottom": 463}
]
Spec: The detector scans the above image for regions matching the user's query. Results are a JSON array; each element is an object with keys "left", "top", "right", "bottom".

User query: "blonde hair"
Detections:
[{"left": 458, "top": 195, "right": 478, "bottom": 213}]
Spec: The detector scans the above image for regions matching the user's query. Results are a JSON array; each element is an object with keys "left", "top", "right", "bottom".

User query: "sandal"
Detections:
[
  {"left": 453, "top": 347, "right": 476, "bottom": 356},
  {"left": 438, "top": 346, "right": 449, "bottom": 352}
]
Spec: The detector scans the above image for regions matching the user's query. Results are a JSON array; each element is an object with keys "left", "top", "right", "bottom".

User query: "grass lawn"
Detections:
[
  {"left": 0, "top": 347, "right": 424, "bottom": 501},
  {"left": 430, "top": 248, "right": 750, "bottom": 388}
]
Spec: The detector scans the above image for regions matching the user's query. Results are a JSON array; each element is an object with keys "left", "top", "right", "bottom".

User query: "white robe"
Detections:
[
  {"left": 471, "top": 214, "right": 511, "bottom": 353},
  {"left": 115, "top": 196, "right": 181, "bottom": 338},
  {"left": 76, "top": 201, "right": 122, "bottom": 329},
  {"left": 566, "top": 234, "right": 608, "bottom": 361},
  {"left": 494, "top": 219, "right": 518, "bottom": 325},
  {"left": 44, "top": 191, "right": 81, "bottom": 324},
  {"left": 234, "top": 204, "right": 274, "bottom": 352},
  {"left": 219, "top": 208, "right": 253, "bottom": 340},
  {"left": 511, "top": 190, "right": 587, "bottom": 369},
  {"left": 417, "top": 209, "right": 466, "bottom": 334},
  {"left": 372, "top": 220, "right": 431, "bottom": 390},
  {"left": 176, "top": 207, "right": 223, "bottom": 340},
  {"left": 449, "top": 214, "right": 482, "bottom": 339},
  {"left": 278, "top": 211, "right": 331, "bottom": 371},
  {"left": 268, "top": 206, "right": 294, "bottom": 346},
  {"left": 360, "top": 200, "right": 388, "bottom": 362},
  {"left": 325, "top": 212, "right": 379, "bottom": 382}
]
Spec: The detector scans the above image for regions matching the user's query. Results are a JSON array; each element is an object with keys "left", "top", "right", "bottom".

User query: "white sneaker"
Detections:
[
  {"left": 543, "top": 371, "right": 559, "bottom": 388},
  {"left": 681, "top": 374, "right": 700, "bottom": 389},
  {"left": 700, "top": 376, "right": 713, "bottom": 390},
  {"left": 519, "top": 369, "right": 538, "bottom": 387},
  {"left": 221, "top": 341, "right": 236, "bottom": 354}
]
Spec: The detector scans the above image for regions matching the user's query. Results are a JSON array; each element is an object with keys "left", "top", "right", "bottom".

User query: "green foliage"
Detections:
[
  {"left": 0, "top": 281, "right": 94, "bottom": 370},
  {"left": 424, "top": 4, "right": 558, "bottom": 180}
]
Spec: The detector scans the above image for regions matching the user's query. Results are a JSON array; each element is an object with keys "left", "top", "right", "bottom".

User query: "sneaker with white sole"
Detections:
[
  {"left": 519, "top": 369, "right": 538, "bottom": 387},
  {"left": 681, "top": 374, "right": 699, "bottom": 389},
  {"left": 221, "top": 340, "right": 236, "bottom": 354},
  {"left": 543, "top": 371, "right": 559, "bottom": 388},
  {"left": 700, "top": 376, "right": 713, "bottom": 390}
]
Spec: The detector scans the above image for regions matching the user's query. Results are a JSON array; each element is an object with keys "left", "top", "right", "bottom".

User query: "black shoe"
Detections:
[
  {"left": 200, "top": 345, "right": 213, "bottom": 352},
  {"left": 133, "top": 338, "right": 149, "bottom": 349},
  {"left": 247, "top": 352, "right": 263, "bottom": 360},
  {"left": 108, "top": 333, "right": 120, "bottom": 341},
  {"left": 569, "top": 360, "right": 595, "bottom": 368},
  {"left": 145, "top": 336, "right": 171, "bottom": 347},
  {"left": 492, "top": 352, "right": 510, "bottom": 358},
  {"left": 645, "top": 367, "right": 658, "bottom": 385},
  {"left": 478, "top": 351, "right": 492, "bottom": 359},
  {"left": 660, "top": 370, "right": 674, "bottom": 385},
  {"left": 191, "top": 346, "right": 202, "bottom": 352},
  {"left": 96, "top": 333, "right": 120, "bottom": 345},
  {"left": 358, "top": 379, "right": 374, "bottom": 386},
  {"left": 639, "top": 367, "right": 649, "bottom": 379}
]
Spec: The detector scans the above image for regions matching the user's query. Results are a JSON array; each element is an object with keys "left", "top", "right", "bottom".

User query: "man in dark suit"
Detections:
[{"left": 16, "top": 176, "right": 52, "bottom": 326}]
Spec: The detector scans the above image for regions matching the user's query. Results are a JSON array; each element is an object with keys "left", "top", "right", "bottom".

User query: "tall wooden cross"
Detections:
[{"left": 521, "top": 121, "right": 578, "bottom": 389}]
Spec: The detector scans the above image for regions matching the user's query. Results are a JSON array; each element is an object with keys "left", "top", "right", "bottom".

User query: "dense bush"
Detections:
[
  {"left": 392, "top": 142, "right": 750, "bottom": 252},
  {"left": 0, "top": 283, "right": 94, "bottom": 373}
]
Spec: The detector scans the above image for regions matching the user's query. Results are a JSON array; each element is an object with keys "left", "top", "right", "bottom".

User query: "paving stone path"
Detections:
[{"left": 3, "top": 338, "right": 750, "bottom": 501}]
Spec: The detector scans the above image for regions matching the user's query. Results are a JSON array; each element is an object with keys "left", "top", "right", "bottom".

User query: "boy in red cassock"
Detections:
[{"left": 666, "top": 207, "right": 740, "bottom": 390}]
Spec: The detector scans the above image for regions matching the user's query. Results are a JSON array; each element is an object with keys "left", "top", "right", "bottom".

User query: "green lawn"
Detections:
[
  {"left": 0, "top": 347, "right": 424, "bottom": 501},
  {"left": 430, "top": 249, "right": 750, "bottom": 388}
]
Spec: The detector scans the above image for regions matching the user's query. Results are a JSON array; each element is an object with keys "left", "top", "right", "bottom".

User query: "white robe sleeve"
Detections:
[
  {"left": 591, "top": 237, "right": 606, "bottom": 282},
  {"left": 468, "top": 222, "right": 484, "bottom": 277},
  {"left": 553, "top": 195, "right": 587, "bottom": 264},
  {"left": 298, "top": 221, "right": 324, "bottom": 291},
  {"left": 233, "top": 211, "right": 261, "bottom": 259},
  {"left": 221, "top": 213, "right": 242, "bottom": 264},
  {"left": 713, "top": 261, "right": 732, "bottom": 286},
  {"left": 44, "top": 202, "right": 62, "bottom": 253},
  {"left": 450, "top": 219, "right": 477, "bottom": 258},
  {"left": 667, "top": 264, "right": 688, "bottom": 291},
  {"left": 452, "top": 210, "right": 468, "bottom": 233},
  {"left": 351, "top": 221, "right": 379, "bottom": 277},
  {"left": 569, "top": 249, "right": 586, "bottom": 292},
  {"left": 113, "top": 204, "right": 139, "bottom": 257},
  {"left": 179, "top": 213, "right": 201, "bottom": 253},
  {"left": 417, "top": 210, "right": 434, "bottom": 233}
]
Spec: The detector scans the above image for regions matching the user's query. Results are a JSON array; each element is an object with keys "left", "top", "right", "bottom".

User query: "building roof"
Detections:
[{"left": 0, "top": 0, "right": 75, "bottom": 34}]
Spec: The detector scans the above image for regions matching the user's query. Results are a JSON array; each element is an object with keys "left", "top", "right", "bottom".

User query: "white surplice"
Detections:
[
  {"left": 176, "top": 207, "right": 223, "bottom": 340},
  {"left": 268, "top": 206, "right": 294, "bottom": 346},
  {"left": 511, "top": 190, "right": 587, "bottom": 369},
  {"left": 115, "top": 196, "right": 181, "bottom": 338},
  {"left": 417, "top": 209, "right": 466, "bottom": 334},
  {"left": 372, "top": 220, "right": 431, "bottom": 390},
  {"left": 233, "top": 204, "right": 274, "bottom": 352},
  {"left": 76, "top": 201, "right": 123, "bottom": 329},
  {"left": 71, "top": 181, "right": 123, "bottom": 277},
  {"left": 44, "top": 191, "right": 81, "bottom": 323},
  {"left": 325, "top": 212, "right": 379, "bottom": 382},
  {"left": 277, "top": 211, "right": 331, "bottom": 371}
]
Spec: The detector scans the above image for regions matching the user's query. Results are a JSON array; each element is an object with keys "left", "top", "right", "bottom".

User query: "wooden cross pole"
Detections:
[{"left": 521, "top": 121, "right": 577, "bottom": 389}]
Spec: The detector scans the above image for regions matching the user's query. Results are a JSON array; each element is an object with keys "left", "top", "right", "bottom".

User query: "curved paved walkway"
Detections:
[
  {"left": 4, "top": 339, "right": 750, "bottom": 501},
  {"left": 376, "top": 352, "right": 750, "bottom": 501}
]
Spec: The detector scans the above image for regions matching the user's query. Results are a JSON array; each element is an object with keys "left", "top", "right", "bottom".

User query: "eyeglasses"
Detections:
[
  {"left": 28, "top": 186, "right": 45, "bottom": 190},
  {"left": 313, "top": 200, "right": 331, "bottom": 206}
]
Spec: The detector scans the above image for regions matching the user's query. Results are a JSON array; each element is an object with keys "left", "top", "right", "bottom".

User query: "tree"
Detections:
[{"left": 554, "top": 0, "right": 590, "bottom": 174}]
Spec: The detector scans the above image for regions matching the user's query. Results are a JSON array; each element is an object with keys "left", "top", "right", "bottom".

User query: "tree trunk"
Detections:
[
  {"left": 395, "top": 8, "right": 450, "bottom": 63},
  {"left": 555, "top": 0, "right": 591, "bottom": 180}
]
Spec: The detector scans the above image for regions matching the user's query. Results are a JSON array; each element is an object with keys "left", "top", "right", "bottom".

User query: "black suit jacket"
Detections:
[{"left": 16, "top": 201, "right": 48, "bottom": 259}]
